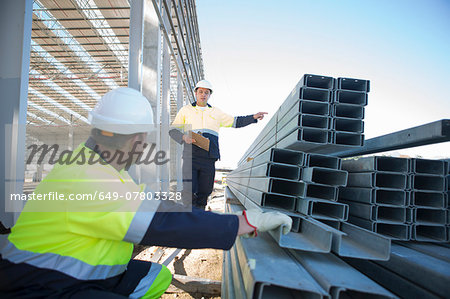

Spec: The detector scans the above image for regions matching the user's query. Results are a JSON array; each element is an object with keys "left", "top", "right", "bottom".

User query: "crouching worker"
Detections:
[{"left": 0, "top": 88, "right": 291, "bottom": 298}]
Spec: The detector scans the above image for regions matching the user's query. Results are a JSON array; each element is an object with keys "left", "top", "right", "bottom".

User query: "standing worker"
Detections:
[
  {"left": 170, "top": 80, "right": 267, "bottom": 210},
  {"left": 0, "top": 87, "right": 291, "bottom": 298}
]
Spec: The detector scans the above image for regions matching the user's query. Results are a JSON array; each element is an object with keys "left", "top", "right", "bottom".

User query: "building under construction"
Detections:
[{"left": 1, "top": 0, "right": 449, "bottom": 298}]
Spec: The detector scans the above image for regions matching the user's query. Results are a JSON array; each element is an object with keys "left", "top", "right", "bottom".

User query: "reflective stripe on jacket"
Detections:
[{"left": 1, "top": 143, "right": 155, "bottom": 280}]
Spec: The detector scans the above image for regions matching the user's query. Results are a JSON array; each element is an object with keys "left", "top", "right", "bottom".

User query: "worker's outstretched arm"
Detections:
[
  {"left": 232, "top": 112, "right": 267, "bottom": 128},
  {"left": 233, "top": 114, "right": 257, "bottom": 128},
  {"left": 139, "top": 204, "right": 292, "bottom": 249},
  {"left": 140, "top": 206, "right": 239, "bottom": 250}
]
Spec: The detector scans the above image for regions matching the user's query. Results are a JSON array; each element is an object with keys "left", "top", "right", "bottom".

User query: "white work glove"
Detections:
[{"left": 242, "top": 209, "right": 292, "bottom": 237}]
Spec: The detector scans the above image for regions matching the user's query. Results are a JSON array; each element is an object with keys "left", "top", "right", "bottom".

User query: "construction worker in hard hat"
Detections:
[
  {"left": 170, "top": 79, "right": 267, "bottom": 210},
  {"left": 0, "top": 87, "right": 290, "bottom": 298}
]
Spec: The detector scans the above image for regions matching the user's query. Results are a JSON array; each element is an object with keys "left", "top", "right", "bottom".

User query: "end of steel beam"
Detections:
[
  {"left": 333, "top": 117, "right": 364, "bottom": 133},
  {"left": 297, "top": 198, "right": 348, "bottom": 221},
  {"left": 234, "top": 233, "right": 328, "bottom": 299},
  {"left": 412, "top": 224, "right": 448, "bottom": 242},
  {"left": 336, "top": 77, "right": 370, "bottom": 92},
  {"left": 301, "top": 100, "right": 330, "bottom": 116},
  {"left": 337, "top": 222, "right": 391, "bottom": 260},
  {"left": 268, "top": 214, "right": 333, "bottom": 253},
  {"left": 304, "top": 183, "right": 338, "bottom": 201},
  {"left": 302, "top": 167, "right": 348, "bottom": 186},
  {"left": 376, "top": 206, "right": 408, "bottom": 223},
  {"left": 332, "top": 103, "right": 365, "bottom": 119},
  {"left": 262, "top": 192, "right": 297, "bottom": 211},
  {"left": 334, "top": 90, "right": 368, "bottom": 105},
  {"left": 315, "top": 220, "right": 391, "bottom": 261},
  {"left": 413, "top": 207, "right": 447, "bottom": 225},
  {"left": 348, "top": 215, "right": 411, "bottom": 241},
  {"left": 227, "top": 190, "right": 333, "bottom": 253},
  {"left": 306, "top": 153, "right": 342, "bottom": 169},
  {"left": 411, "top": 158, "right": 447, "bottom": 175},
  {"left": 411, "top": 191, "right": 447, "bottom": 209},
  {"left": 270, "top": 148, "right": 305, "bottom": 166},
  {"left": 269, "top": 178, "right": 306, "bottom": 197},
  {"left": 299, "top": 74, "right": 335, "bottom": 90},
  {"left": 333, "top": 131, "right": 364, "bottom": 146},
  {"left": 300, "top": 87, "right": 332, "bottom": 102},
  {"left": 411, "top": 174, "right": 446, "bottom": 192}
]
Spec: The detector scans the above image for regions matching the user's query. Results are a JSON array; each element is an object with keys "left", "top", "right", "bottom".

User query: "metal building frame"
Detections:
[{"left": 1, "top": 0, "right": 205, "bottom": 240}]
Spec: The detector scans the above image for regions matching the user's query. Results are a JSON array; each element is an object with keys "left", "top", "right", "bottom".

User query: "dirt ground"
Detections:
[{"left": 134, "top": 186, "right": 226, "bottom": 299}]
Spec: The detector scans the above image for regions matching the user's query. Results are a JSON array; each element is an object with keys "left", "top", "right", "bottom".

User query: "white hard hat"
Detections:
[
  {"left": 194, "top": 80, "right": 213, "bottom": 94},
  {"left": 88, "top": 87, "right": 154, "bottom": 135}
]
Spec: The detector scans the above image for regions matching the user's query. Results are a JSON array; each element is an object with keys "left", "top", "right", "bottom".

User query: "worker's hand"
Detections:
[
  {"left": 253, "top": 112, "right": 268, "bottom": 120},
  {"left": 182, "top": 134, "right": 196, "bottom": 144},
  {"left": 242, "top": 209, "right": 292, "bottom": 237}
]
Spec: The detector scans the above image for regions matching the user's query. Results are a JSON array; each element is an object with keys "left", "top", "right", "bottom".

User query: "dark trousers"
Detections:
[
  {"left": 182, "top": 157, "right": 216, "bottom": 210},
  {"left": 0, "top": 258, "right": 170, "bottom": 298}
]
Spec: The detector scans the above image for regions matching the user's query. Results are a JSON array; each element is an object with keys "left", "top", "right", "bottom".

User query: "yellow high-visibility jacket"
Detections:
[
  {"left": 171, "top": 102, "right": 256, "bottom": 159},
  {"left": 1, "top": 143, "right": 153, "bottom": 280}
]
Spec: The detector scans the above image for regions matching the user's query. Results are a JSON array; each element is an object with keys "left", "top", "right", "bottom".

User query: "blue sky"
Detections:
[{"left": 196, "top": 0, "right": 450, "bottom": 168}]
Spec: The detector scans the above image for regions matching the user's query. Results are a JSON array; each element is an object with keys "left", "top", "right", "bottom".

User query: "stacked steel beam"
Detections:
[
  {"left": 298, "top": 153, "right": 349, "bottom": 220},
  {"left": 222, "top": 200, "right": 396, "bottom": 299},
  {"left": 344, "top": 242, "right": 450, "bottom": 299},
  {"left": 409, "top": 158, "right": 448, "bottom": 242},
  {"left": 326, "top": 77, "right": 369, "bottom": 152},
  {"left": 238, "top": 74, "right": 369, "bottom": 165},
  {"left": 226, "top": 149, "right": 393, "bottom": 261},
  {"left": 226, "top": 74, "right": 392, "bottom": 260},
  {"left": 228, "top": 148, "right": 350, "bottom": 222},
  {"left": 227, "top": 148, "right": 305, "bottom": 212},
  {"left": 339, "top": 156, "right": 449, "bottom": 242},
  {"left": 223, "top": 191, "right": 450, "bottom": 299},
  {"left": 447, "top": 159, "right": 450, "bottom": 240},
  {"left": 275, "top": 75, "right": 336, "bottom": 152},
  {"left": 223, "top": 75, "right": 449, "bottom": 298}
]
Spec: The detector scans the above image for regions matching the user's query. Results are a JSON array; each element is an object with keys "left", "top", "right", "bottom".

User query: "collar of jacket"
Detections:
[{"left": 192, "top": 101, "right": 212, "bottom": 108}]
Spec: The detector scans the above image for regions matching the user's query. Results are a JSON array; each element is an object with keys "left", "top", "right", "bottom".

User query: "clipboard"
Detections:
[{"left": 190, "top": 131, "right": 210, "bottom": 151}]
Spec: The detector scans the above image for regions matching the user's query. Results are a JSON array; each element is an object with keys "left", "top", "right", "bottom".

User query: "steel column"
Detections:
[
  {"left": 160, "top": 7, "right": 171, "bottom": 192},
  {"left": 128, "top": 0, "right": 144, "bottom": 90},
  {"left": 175, "top": 72, "right": 184, "bottom": 190},
  {"left": 0, "top": 0, "right": 33, "bottom": 248}
]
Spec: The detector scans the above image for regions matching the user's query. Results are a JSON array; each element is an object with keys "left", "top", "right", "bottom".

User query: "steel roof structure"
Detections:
[{"left": 28, "top": 0, "right": 204, "bottom": 127}]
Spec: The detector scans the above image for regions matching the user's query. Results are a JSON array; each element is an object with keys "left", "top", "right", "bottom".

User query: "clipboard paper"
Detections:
[{"left": 190, "top": 131, "right": 210, "bottom": 151}]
